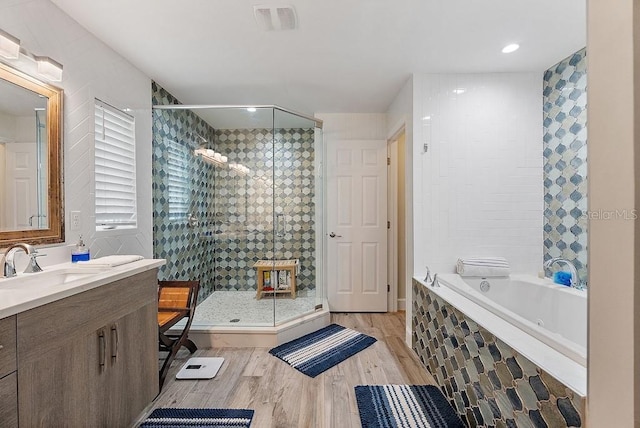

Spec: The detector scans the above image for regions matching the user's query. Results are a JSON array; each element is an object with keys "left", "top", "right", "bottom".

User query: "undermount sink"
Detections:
[{"left": 0, "top": 266, "right": 110, "bottom": 289}]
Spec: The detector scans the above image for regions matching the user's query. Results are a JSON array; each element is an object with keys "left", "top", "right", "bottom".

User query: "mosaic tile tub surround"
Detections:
[
  {"left": 412, "top": 279, "right": 584, "bottom": 427},
  {"left": 543, "top": 48, "right": 588, "bottom": 283}
]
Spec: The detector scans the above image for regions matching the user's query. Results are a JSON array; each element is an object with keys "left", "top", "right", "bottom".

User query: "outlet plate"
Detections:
[{"left": 70, "top": 211, "right": 81, "bottom": 231}]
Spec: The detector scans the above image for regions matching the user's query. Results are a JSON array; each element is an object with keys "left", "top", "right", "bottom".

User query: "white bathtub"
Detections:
[
  {"left": 438, "top": 274, "right": 587, "bottom": 365},
  {"left": 415, "top": 273, "right": 587, "bottom": 396}
]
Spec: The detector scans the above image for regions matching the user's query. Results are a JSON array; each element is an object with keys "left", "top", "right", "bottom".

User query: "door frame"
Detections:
[
  {"left": 387, "top": 137, "right": 398, "bottom": 313},
  {"left": 324, "top": 139, "right": 389, "bottom": 312},
  {"left": 387, "top": 125, "right": 406, "bottom": 313}
]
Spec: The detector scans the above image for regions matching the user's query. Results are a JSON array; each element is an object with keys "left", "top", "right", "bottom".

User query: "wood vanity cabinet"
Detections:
[{"left": 15, "top": 269, "right": 159, "bottom": 427}]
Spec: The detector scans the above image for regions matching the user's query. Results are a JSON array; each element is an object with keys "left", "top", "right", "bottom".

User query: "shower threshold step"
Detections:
[{"left": 171, "top": 301, "right": 330, "bottom": 348}]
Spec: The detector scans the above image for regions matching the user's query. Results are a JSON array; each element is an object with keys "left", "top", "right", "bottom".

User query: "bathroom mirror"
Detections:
[{"left": 0, "top": 62, "right": 63, "bottom": 247}]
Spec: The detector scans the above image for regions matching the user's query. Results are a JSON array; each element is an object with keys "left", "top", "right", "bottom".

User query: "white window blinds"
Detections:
[
  {"left": 166, "top": 138, "right": 190, "bottom": 220},
  {"left": 94, "top": 100, "right": 137, "bottom": 230}
]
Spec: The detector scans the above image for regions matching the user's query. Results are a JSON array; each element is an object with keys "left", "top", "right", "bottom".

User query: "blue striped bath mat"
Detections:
[
  {"left": 269, "top": 323, "right": 377, "bottom": 377},
  {"left": 140, "top": 408, "right": 254, "bottom": 427},
  {"left": 355, "top": 385, "right": 465, "bottom": 428}
]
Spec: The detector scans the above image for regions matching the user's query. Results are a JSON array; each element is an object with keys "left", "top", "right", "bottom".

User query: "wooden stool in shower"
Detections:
[{"left": 254, "top": 259, "right": 298, "bottom": 299}]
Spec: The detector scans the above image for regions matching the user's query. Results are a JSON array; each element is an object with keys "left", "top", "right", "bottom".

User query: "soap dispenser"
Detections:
[{"left": 71, "top": 235, "right": 90, "bottom": 263}]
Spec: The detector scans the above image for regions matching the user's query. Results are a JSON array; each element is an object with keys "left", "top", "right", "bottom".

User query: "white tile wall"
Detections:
[
  {"left": 413, "top": 73, "right": 543, "bottom": 278},
  {"left": 315, "top": 113, "right": 388, "bottom": 141},
  {"left": 0, "top": 0, "right": 153, "bottom": 266}
]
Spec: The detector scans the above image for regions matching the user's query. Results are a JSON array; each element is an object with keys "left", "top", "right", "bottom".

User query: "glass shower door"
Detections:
[
  {"left": 273, "top": 108, "right": 321, "bottom": 324},
  {"left": 211, "top": 107, "right": 277, "bottom": 326}
]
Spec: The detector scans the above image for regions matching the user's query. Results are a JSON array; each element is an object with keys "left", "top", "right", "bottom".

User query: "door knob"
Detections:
[{"left": 329, "top": 232, "right": 343, "bottom": 238}]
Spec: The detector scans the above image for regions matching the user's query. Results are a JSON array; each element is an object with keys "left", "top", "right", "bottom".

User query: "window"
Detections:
[
  {"left": 94, "top": 99, "right": 137, "bottom": 230},
  {"left": 166, "top": 138, "right": 190, "bottom": 220}
]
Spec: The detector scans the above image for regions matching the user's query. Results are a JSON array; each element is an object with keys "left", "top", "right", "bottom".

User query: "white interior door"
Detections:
[
  {"left": 327, "top": 140, "right": 387, "bottom": 312},
  {"left": 5, "top": 142, "right": 38, "bottom": 230}
]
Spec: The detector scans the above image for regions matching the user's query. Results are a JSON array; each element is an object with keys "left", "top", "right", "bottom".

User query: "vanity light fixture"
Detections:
[
  {"left": 0, "top": 29, "right": 20, "bottom": 59},
  {"left": 246, "top": 107, "right": 257, "bottom": 112},
  {"left": 501, "top": 43, "right": 520, "bottom": 54},
  {"left": 0, "top": 28, "right": 63, "bottom": 81},
  {"left": 35, "top": 56, "right": 63, "bottom": 82}
]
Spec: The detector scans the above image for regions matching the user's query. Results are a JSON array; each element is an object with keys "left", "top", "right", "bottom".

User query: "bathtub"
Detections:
[
  {"left": 412, "top": 274, "right": 587, "bottom": 426},
  {"left": 437, "top": 273, "right": 587, "bottom": 366},
  {"left": 413, "top": 274, "right": 586, "bottom": 398}
]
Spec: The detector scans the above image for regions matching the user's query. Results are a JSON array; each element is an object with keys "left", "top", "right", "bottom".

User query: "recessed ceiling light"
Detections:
[
  {"left": 247, "top": 107, "right": 257, "bottom": 112},
  {"left": 502, "top": 43, "right": 520, "bottom": 54},
  {"left": 422, "top": 116, "right": 431, "bottom": 121},
  {"left": 452, "top": 88, "right": 466, "bottom": 95}
]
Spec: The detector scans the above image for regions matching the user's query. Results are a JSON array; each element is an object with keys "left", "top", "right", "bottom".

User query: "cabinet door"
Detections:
[
  {"left": 17, "top": 328, "right": 108, "bottom": 426},
  {"left": 0, "top": 372, "right": 18, "bottom": 427},
  {"left": 0, "top": 316, "right": 16, "bottom": 379},
  {"left": 105, "top": 301, "right": 158, "bottom": 427}
]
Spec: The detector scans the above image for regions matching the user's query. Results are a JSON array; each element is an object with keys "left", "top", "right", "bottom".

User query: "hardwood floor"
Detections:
[{"left": 137, "top": 312, "right": 436, "bottom": 428}]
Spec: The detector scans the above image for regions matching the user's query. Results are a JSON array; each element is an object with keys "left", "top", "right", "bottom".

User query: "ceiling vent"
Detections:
[{"left": 253, "top": 5, "right": 297, "bottom": 31}]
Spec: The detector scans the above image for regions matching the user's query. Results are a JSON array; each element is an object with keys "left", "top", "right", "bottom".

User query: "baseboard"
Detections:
[{"left": 398, "top": 298, "right": 406, "bottom": 311}]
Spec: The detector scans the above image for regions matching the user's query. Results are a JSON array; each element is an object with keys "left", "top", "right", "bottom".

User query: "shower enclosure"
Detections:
[{"left": 152, "top": 95, "right": 325, "bottom": 333}]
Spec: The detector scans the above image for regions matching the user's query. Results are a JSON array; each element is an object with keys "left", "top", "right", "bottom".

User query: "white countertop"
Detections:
[{"left": 0, "top": 259, "right": 165, "bottom": 319}]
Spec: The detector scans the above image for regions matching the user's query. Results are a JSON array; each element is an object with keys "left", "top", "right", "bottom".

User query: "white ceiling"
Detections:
[{"left": 51, "top": 0, "right": 586, "bottom": 115}]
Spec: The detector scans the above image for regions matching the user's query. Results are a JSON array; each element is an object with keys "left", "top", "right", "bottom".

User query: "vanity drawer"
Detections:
[{"left": 0, "top": 316, "right": 16, "bottom": 379}]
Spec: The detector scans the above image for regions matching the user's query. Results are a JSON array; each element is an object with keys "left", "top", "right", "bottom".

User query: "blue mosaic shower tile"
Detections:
[
  {"left": 212, "top": 127, "right": 316, "bottom": 292},
  {"left": 543, "top": 48, "right": 588, "bottom": 284}
]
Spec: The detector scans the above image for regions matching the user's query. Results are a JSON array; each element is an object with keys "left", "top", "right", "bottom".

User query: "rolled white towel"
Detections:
[
  {"left": 456, "top": 257, "right": 510, "bottom": 277},
  {"left": 76, "top": 255, "right": 144, "bottom": 268}
]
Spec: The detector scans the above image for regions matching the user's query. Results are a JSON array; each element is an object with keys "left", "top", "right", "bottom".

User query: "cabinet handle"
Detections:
[
  {"left": 98, "top": 330, "right": 106, "bottom": 370},
  {"left": 111, "top": 325, "right": 119, "bottom": 362}
]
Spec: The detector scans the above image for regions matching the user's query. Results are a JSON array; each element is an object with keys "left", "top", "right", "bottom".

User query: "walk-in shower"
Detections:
[{"left": 151, "top": 83, "right": 328, "bottom": 344}]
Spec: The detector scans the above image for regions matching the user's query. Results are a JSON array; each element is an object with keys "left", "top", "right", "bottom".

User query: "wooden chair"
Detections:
[{"left": 157, "top": 280, "right": 200, "bottom": 389}]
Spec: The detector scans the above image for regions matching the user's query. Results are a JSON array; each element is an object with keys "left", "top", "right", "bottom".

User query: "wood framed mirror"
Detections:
[{"left": 0, "top": 62, "right": 63, "bottom": 247}]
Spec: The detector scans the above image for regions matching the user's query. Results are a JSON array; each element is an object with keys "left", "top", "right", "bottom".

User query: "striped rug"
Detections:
[
  {"left": 269, "top": 323, "right": 377, "bottom": 377},
  {"left": 355, "top": 385, "right": 465, "bottom": 428},
  {"left": 140, "top": 408, "right": 254, "bottom": 427}
]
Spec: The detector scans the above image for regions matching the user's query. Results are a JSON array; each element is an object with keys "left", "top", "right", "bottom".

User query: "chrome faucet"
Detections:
[
  {"left": 424, "top": 266, "right": 440, "bottom": 288},
  {"left": 1, "top": 243, "right": 44, "bottom": 278},
  {"left": 424, "top": 266, "right": 433, "bottom": 283},
  {"left": 543, "top": 257, "right": 582, "bottom": 289}
]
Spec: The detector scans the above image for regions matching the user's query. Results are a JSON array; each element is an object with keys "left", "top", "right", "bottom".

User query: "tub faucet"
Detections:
[
  {"left": 424, "top": 266, "right": 433, "bottom": 283},
  {"left": 1, "top": 243, "right": 43, "bottom": 278},
  {"left": 543, "top": 257, "right": 582, "bottom": 289},
  {"left": 425, "top": 267, "right": 439, "bottom": 288}
]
